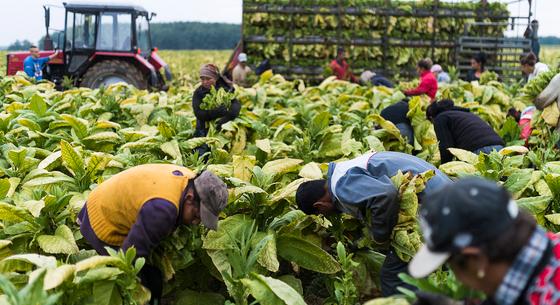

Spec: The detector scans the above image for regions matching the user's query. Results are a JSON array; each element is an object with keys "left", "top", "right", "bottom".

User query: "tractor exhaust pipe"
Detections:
[{"left": 43, "top": 6, "right": 53, "bottom": 50}]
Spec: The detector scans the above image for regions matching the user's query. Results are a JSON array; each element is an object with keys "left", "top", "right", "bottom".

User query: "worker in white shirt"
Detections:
[{"left": 520, "top": 52, "right": 549, "bottom": 81}]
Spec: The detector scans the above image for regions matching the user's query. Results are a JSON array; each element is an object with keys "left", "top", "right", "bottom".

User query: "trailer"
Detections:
[{"left": 231, "top": 0, "right": 533, "bottom": 83}]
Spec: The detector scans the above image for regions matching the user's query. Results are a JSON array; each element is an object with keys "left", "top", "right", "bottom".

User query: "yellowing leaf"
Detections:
[
  {"left": 439, "top": 161, "right": 477, "bottom": 176},
  {"left": 233, "top": 155, "right": 256, "bottom": 182},
  {"left": 262, "top": 158, "right": 303, "bottom": 178},
  {"left": 542, "top": 103, "right": 560, "bottom": 127},
  {"left": 44, "top": 264, "right": 76, "bottom": 290},
  {"left": 37, "top": 225, "right": 79, "bottom": 255},
  {"left": 448, "top": 148, "right": 478, "bottom": 164},
  {"left": 256, "top": 139, "right": 271, "bottom": 154},
  {"left": 499, "top": 145, "right": 529, "bottom": 156},
  {"left": 298, "top": 162, "right": 323, "bottom": 179}
]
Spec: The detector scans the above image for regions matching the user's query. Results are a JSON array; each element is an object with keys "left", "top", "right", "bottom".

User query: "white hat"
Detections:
[
  {"left": 431, "top": 64, "right": 443, "bottom": 73},
  {"left": 238, "top": 53, "right": 248, "bottom": 62}
]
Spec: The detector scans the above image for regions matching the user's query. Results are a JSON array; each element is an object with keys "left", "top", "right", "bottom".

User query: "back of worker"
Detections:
[{"left": 86, "top": 164, "right": 195, "bottom": 246}]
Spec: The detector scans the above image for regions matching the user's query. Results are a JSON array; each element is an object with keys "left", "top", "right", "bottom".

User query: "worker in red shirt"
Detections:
[
  {"left": 330, "top": 47, "right": 358, "bottom": 82},
  {"left": 404, "top": 58, "right": 438, "bottom": 102}
]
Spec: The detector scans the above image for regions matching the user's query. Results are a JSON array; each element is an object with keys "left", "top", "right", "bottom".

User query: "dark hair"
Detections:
[
  {"left": 520, "top": 52, "right": 537, "bottom": 67},
  {"left": 507, "top": 107, "right": 521, "bottom": 122},
  {"left": 426, "top": 99, "right": 469, "bottom": 120},
  {"left": 417, "top": 58, "right": 433, "bottom": 71},
  {"left": 452, "top": 210, "right": 537, "bottom": 268},
  {"left": 295, "top": 180, "right": 327, "bottom": 215},
  {"left": 472, "top": 52, "right": 487, "bottom": 70},
  {"left": 29, "top": 45, "right": 38, "bottom": 49},
  {"left": 337, "top": 47, "right": 345, "bottom": 55}
]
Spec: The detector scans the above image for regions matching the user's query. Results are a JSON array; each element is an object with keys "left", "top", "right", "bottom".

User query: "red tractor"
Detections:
[{"left": 6, "top": 2, "right": 171, "bottom": 90}]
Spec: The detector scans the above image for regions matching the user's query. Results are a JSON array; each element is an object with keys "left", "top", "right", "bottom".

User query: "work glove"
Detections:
[{"left": 414, "top": 292, "right": 464, "bottom": 305}]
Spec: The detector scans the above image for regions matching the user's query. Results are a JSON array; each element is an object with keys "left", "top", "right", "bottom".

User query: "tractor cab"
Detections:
[{"left": 6, "top": 2, "right": 171, "bottom": 90}]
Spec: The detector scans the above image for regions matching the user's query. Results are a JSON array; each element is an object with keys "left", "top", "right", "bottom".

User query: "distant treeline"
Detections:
[
  {"left": 151, "top": 22, "right": 241, "bottom": 50},
  {"left": 540, "top": 36, "right": 560, "bottom": 45}
]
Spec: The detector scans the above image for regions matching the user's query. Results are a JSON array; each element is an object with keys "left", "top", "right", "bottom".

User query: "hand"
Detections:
[{"left": 414, "top": 292, "right": 463, "bottom": 305}]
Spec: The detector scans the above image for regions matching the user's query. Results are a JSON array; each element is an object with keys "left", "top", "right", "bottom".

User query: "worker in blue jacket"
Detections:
[
  {"left": 296, "top": 151, "right": 451, "bottom": 296},
  {"left": 23, "top": 45, "right": 59, "bottom": 80}
]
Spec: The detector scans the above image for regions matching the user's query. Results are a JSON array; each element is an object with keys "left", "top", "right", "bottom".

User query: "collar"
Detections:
[
  {"left": 493, "top": 227, "right": 549, "bottom": 305},
  {"left": 420, "top": 71, "right": 431, "bottom": 78}
]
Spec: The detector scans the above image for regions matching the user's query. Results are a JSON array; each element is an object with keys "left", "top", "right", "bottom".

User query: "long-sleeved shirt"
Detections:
[
  {"left": 481, "top": 228, "right": 560, "bottom": 305},
  {"left": 519, "top": 106, "right": 536, "bottom": 141},
  {"left": 527, "top": 63, "right": 549, "bottom": 81},
  {"left": 192, "top": 78, "right": 240, "bottom": 123},
  {"left": 433, "top": 110, "right": 505, "bottom": 163},
  {"left": 23, "top": 56, "right": 50, "bottom": 80},
  {"left": 330, "top": 59, "right": 357, "bottom": 82},
  {"left": 404, "top": 71, "right": 438, "bottom": 100},
  {"left": 326, "top": 152, "right": 451, "bottom": 243}
]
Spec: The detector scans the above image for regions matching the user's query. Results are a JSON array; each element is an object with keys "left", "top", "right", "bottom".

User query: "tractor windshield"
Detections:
[
  {"left": 97, "top": 13, "right": 133, "bottom": 51},
  {"left": 136, "top": 15, "right": 151, "bottom": 56}
]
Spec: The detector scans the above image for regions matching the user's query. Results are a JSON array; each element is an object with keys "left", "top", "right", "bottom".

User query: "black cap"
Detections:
[{"left": 409, "top": 177, "right": 519, "bottom": 278}]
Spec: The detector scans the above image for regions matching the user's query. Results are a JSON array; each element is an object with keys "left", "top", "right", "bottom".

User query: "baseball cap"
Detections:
[
  {"left": 409, "top": 177, "right": 519, "bottom": 278},
  {"left": 193, "top": 171, "right": 228, "bottom": 230},
  {"left": 238, "top": 53, "right": 248, "bottom": 62},
  {"left": 431, "top": 64, "right": 443, "bottom": 73}
]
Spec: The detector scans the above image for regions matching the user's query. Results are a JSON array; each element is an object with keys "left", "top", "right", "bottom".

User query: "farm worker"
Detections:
[
  {"left": 507, "top": 106, "right": 536, "bottom": 142},
  {"left": 23, "top": 45, "right": 59, "bottom": 80},
  {"left": 380, "top": 101, "right": 414, "bottom": 145},
  {"left": 232, "top": 53, "right": 253, "bottom": 87},
  {"left": 430, "top": 64, "right": 451, "bottom": 84},
  {"left": 404, "top": 58, "right": 438, "bottom": 102},
  {"left": 77, "top": 165, "right": 228, "bottom": 305},
  {"left": 524, "top": 20, "right": 541, "bottom": 61},
  {"left": 330, "top": 47, "right": 358, "bottom": 83},
  {"left": 465, "top": 52, "right": 487, "bottom": 82},
  {"left": 426, "top": 100, "right": 504, "bottom": 164},
  {"left": 295, "top": 151, "right": 452, "bottom": 296},
  {"left": 193, "top": 63, "right": 241, "bottom": 139},
  {"left": 360, "top": 70, "right": 395, "bottom": 88},
  {"left": 409, "top": 177, "right": 560, "bottom": 305},
  {"left": 520, "top": 52, "right": 549, "bottom": 81}
]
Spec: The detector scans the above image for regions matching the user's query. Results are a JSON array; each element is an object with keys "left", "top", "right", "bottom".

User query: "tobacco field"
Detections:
[{"left": 0, "top": 49, "right": 559, "bottom": 305}]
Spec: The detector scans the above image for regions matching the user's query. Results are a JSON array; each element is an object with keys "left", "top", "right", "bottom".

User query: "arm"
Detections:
[
  {"left": 47, "top": 50, "right": 59, "bottom": 61},
  {"left": 192, "top": 89, "right": 227, "bottom": 122},
  {"left": 433, "top": 115, "right": 455, "bottom": 164},
  {"left": 404, "top": 78, "right": 429, "bottom": 96},
  {"left": 334, "top": 167, "right": 399, "bottom": 243},
  {"left": 121, "top": 199, "right": 178, "bottom": 258},
  {"left": 535, "top": 73, "right": 560, "bottom": 110},
  {"left": 330, "top": 61, "right": 345, "bottom": 80}
]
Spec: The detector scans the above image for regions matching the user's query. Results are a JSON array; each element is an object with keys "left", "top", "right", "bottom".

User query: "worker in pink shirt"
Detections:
[{"left": 404, "top": 58, "right": 438, "bottom": 102}]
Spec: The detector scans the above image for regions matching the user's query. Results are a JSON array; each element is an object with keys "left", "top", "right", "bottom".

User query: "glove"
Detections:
[{"left": 414, "top": 292, "right": 464, "bottom": 305}]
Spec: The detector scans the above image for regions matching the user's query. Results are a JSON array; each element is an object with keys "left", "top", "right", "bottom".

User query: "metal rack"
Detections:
[{"left": 241, "top": 0, "right": 524, "bottom": 82}]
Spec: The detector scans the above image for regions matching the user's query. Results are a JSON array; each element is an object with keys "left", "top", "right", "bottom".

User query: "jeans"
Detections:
[
  {"left": 396, "top": 123, "right": 414, "bottom": 146},
  {"left": 473, "top": 145, "right": 504, "bottom": 155},
  {"left": 380, "top": 249, "right": 417, "bottom": 296}
]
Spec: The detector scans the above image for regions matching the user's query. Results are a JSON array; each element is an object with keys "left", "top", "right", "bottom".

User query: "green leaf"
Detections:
[
  {"left": 161, "top": 140, "right": 183, "bottom": 161},
  {"left": 78, "top": 267, "right": 123, "bottom": 284},
  {"left": 175, "top": 289, "right": 225, "bottom": 305},
  {"left": 37, "top": 225, "right": 79, "bottom": 255},
  {"left": 30, "top": 94, "right": 48, "bottom": 117},
  {"left": 276, "top": 234, "right": 340, "bottom": 274},
  {"left": 0, "top": 179, "right": 10, "bottom": 199},
  {"left": 83, "top": 132, "right": 121, "bottom": 143},
  {"left": 0, "top": 202, "right": 38, "bottom": 225},
  {"left": 91, "top": 281, "right": 123, "bottom": 305},
  {"left": 60, "top": 140, "right": 85, "bottom": 177},
  {"left": 504, "top": 169, "right": 533, "bottom": 197},
  {"left": 60, "top": 114, "right": 89, "bottom": 139},
  {"left": 241, "top": 273, "right": 306, "bottom": 305},
  {"left": 516, "top": 196, "right": 551, "bottom": 215},
  {"left": 75, "top": 256, "right": 121, "bottom": 272}
]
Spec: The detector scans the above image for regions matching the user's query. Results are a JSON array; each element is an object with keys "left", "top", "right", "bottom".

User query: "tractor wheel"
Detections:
[{"left": 81, "top": 60, "right": 148, "bottom": 89}]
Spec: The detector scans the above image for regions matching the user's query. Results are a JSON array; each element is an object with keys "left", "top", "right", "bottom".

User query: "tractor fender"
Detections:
[
  {"left": 89, "top": 52, "right": 159, "bottom": 87},
  {"left": 149, "top": 51, "right": 172, "bottom": 81}
]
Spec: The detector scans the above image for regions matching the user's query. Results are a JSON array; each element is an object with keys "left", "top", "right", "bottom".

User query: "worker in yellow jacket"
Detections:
[{"left": 77, "top": 164, "right": 228, "bottom": 305}]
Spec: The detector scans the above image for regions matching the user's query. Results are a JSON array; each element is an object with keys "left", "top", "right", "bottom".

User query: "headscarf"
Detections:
[{"left": 199, "top": 64, "right": 220, "bottom": 80}]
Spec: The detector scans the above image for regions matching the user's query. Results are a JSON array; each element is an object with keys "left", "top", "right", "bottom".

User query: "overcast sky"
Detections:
[{"left": 0, "top": 0, "right": 557, "bottom": 46}]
